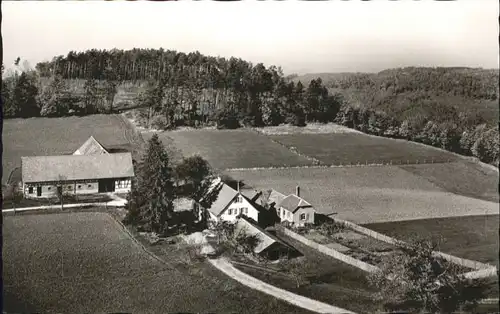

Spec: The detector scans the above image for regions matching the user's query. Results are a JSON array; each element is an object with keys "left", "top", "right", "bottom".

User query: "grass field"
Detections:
[
  {"left": 164, "top": 129, "right": 314, "bottom": 170},
  {"left": 225, "top": 166, "right": 499, "bottom": 224},
  {"left": 269, "top": 133, "right": 460, "bottom": 166},
  {"left": 400, "top": 161, "right": 499, "bottom": 203},
  {"left": 141, "top": 131, "right": 185, "bottom": 165},
  {"left": 364, "top": 215, "right": 500, "bottom": 267},
  {"left": 2, "top": 114, "right": 143, "bottom": 185},
  {"left": 2, "top": 211, "right": 310, "bottom": 314}
]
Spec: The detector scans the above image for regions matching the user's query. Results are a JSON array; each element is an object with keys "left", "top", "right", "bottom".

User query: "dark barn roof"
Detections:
[{"left": 22, "top": 153, "right": 134, "bottom": 183}]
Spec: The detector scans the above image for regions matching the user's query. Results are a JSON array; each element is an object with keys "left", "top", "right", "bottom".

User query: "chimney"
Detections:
[
  {"left": 296, "top": 185, "right": 300, "bottom": 197},
  {"left": 237, "top": 180, "right": 240, "bottom": 192}
]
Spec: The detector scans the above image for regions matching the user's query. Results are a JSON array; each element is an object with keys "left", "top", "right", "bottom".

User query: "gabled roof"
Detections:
[
  {"left": 22, "top": 153, "right": 134, "bottom": 183},
  {"left": 240, "top": 189, "right": 261, "bottom": 202},
  {"left": 204, "top": 181, "right": 239, "bottom": 217},
  {"left": 278, "top": 194, "right": 313, "bottom": 213},
  {"left": 234, "top": 216, "right": 293, "bottom": 254},
  {"left": 73, "top": 136, "right": 109, "bottom": 156},
  {"left": 267, "top": 189, "right": 287, "bottom": 207}
]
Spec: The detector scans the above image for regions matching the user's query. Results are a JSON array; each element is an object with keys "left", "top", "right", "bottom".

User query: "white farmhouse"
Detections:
[{"left": 198, "top": 178, "right": 263, "bottom": 224}]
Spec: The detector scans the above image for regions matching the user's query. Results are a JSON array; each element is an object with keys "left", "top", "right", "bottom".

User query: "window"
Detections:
[
  {"left": 88, "top": 184, "right": 92, "bottom": 188},
  {"left": 243, "top": 208, "right": 248, "bottom": 214},
  {"left": 300, "top": 213, "right": 306, "bottom": 221},
  {"left": 67, "top": 185, "right": 72, "bottom": 191},
  {"left": 228, "top": 208, "right": 233, "bottom": 215},
  {"left": 28, "top": 187, "right": 33, "bottom": 194},
  {"left": 48, "top": 187, "right": 52, "bottom": 191},
  {"left": 288, "top": 212, "right": 291, "bottom": 218},
  {"left": 235, "top": 196, "right": 242, "bottom": 203},
  {"left": 78, "top": 185, "right": 82, "bottom": 189}
]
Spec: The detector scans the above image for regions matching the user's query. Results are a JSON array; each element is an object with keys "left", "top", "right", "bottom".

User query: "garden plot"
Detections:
[
  {"left": 300, "top": 225, "right": 403, "bottom": 268},
  {"left": 299, "top": 223, "right": 475, "bottom": 274}
]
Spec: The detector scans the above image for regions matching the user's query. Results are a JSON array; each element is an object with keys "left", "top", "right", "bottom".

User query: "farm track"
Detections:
[{"left": 115, "top": 114, "right": 144, "bottom": 146}]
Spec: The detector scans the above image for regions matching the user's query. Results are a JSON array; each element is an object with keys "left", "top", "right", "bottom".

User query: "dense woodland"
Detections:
[{"left": 1, "top": 49, "right": 498, "bottom": 166}]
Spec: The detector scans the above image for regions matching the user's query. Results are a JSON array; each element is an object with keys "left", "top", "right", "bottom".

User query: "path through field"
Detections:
[{"left": 209, "top": 258, "right": 355, "bottom": 314}]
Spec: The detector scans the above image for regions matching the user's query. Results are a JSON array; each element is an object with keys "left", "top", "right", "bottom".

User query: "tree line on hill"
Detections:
[{"left": 1, "top": 50, "right": 498, "bottom": 167}]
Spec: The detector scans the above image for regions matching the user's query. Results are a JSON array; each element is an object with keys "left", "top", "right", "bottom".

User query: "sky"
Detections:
[{"left": 2, "top": 0, "right": 499, "bottom": 75}]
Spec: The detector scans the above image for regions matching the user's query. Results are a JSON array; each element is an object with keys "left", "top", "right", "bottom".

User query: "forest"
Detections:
[{"left": 1, "top": 49, "right": 498, "bottom": 166}]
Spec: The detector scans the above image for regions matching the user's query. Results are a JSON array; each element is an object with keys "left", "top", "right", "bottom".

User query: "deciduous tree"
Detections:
[{"left": 368, "top": 238, "right": 490, "bottom": 313}]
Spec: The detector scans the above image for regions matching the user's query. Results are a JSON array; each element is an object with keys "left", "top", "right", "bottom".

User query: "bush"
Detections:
[
  {"left": 150, "top": 115, "right": 173, "bottom": 130},
  {"left": 368, "top": 238, "right": 490, "bottom": 313},
  {"left": 214, "top": 109, "right": 240, "bottom": 129},
  {"left": 317, "top": 220, "right": 346, "bottom": 236}
]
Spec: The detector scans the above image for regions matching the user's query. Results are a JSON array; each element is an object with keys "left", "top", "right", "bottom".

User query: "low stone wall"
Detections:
[{"left": 278, "top": 226, "right": 380, "bottom": 274}]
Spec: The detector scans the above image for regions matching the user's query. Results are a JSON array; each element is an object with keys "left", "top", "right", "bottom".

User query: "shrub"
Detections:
[
  {"left": 214, "top": 109, "right": 240, "bottom": 129},
  {"left": 317, "top": 220, "right": 346, "bottom": 236},
  {"left": 150, "top": 115, "right": 173, "bottom": 130},
  {"left": 368, "top": 238, "right": 490, "bottom": 313}
]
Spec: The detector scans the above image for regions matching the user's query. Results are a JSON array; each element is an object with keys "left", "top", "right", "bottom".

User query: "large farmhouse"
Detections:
[{"left": 21, "top": 137, "right": 134, "bottom": 199}]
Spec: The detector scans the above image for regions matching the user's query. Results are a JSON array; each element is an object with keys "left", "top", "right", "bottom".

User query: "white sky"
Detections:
[{"left": 2, "top": 0, "right": 499, "bottom": 75}]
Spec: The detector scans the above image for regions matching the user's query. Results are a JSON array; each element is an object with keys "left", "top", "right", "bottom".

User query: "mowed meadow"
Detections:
[
  {"left": 162, "top": 129, "right": 315, "bottom": 170},
  {"left": 2, "top": 114, "right": 143, "bottom": 185},
  {"left": 159, "top": 124, "right": 498, "bottom": 223},
  {"left": 268, "top": 133, "right": 460, "bottom": 166},
  {"left": 224, "top": 166, "right": 499, "bottom": 224},
  {"left": 2, "top": 212, "right": 310, "bottom": 314}
]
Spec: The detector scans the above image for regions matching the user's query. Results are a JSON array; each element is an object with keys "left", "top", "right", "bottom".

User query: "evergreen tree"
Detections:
[
  {"left": 82, "top": 79, "right": 101, "bottom": 115},
  {"left": 13, "top": 71, "right": 39, "bottom": 118},
  {"left": 125, "top": 134, "right": 175, "bottom": 235}
]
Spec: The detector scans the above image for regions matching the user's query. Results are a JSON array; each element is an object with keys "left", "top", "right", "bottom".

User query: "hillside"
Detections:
[
  {"left": 294, "top": 68, "right": 499, "bottom": 125},
  {"left": 2, "top": 49, "right": 498, "bottom": 166}
]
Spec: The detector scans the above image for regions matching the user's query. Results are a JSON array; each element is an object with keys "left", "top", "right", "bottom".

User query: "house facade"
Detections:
[
  {"left": 200, "top": 179, "right": 262, "bottom": 224},
  {"left": 21, "top": 137, "right": 134, "bottom": 198},
  {"left": 267, "top": 186, "right": 316, "bottom": 226}
]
